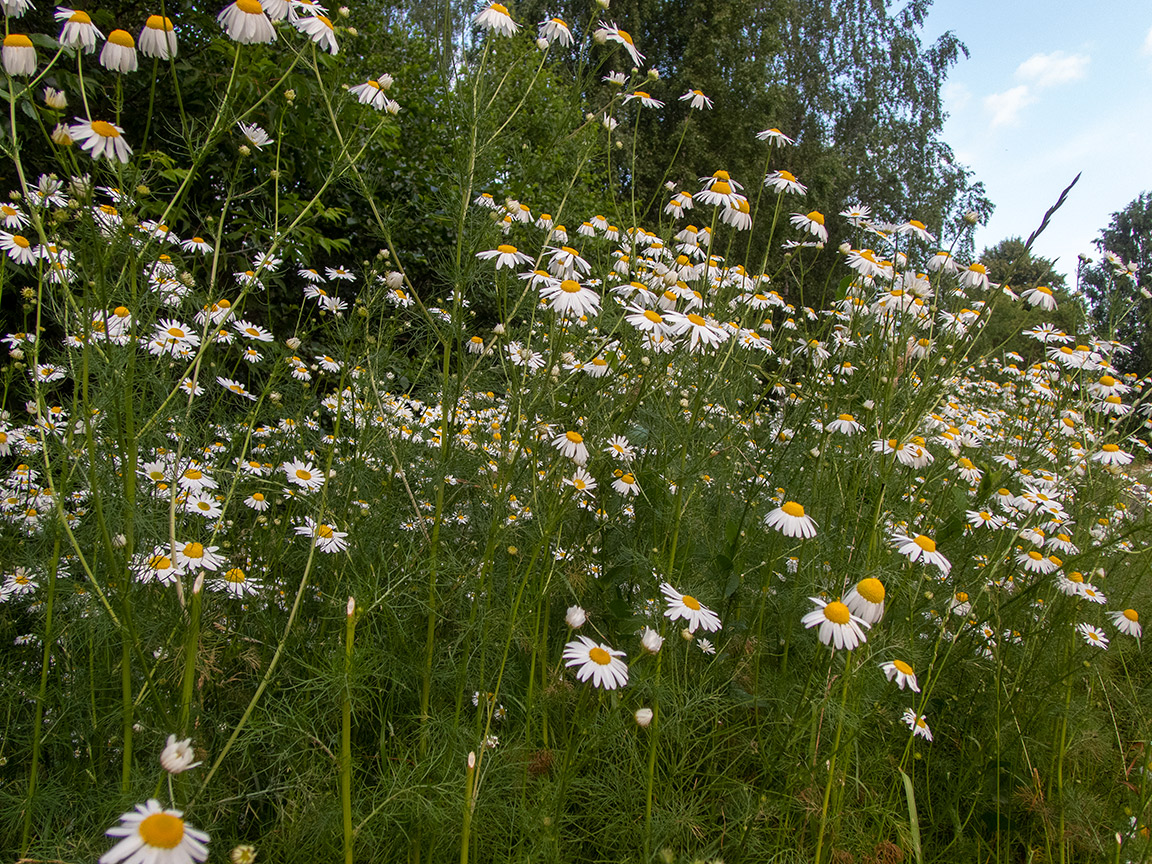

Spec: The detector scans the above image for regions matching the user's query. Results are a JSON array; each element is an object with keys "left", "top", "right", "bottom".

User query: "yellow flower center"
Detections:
[
  {"left": 1028, "top": 550, "right": 1042, "bottom": 561},
  {"left": 560, "top": 279, "right": 581, "bottom": 294},
  {"left": 108, "top": 29, "right": 136, "bottom": 47},
  {"left": 1067, "top": 572, "right": 1084, "bottom": 583},
  {"left": 910, "top": 220, "right": 926, "bottom": 230},
  {"left": 778, "top": 170, "right": 796, "bottom": 182},
  {"left": 146, "top": 15, "right": 175, "bottom": 30},
  {"left": 643, "top": 309, "right": 663, "bottom": 324},
  {"left": 781, "top": 501, "right": 805, "bottom": 518},
  {"left": 252, "top": 493, "right": 265, "bottom": 501},
  {"left": 236, "top": 0, "right": 263, "bottom": 13},
  {"left": 682, "top": 594, "right": 701, "bottom": 611},
  {"left": 92, "top": 120, "right": 121, "bottom": 138},
  {"left": 183, "top": 542, "right": 204, "bottom": 558},
  {"left": 295, "top": 469, "right": 313, "bottom": 480},
  {"left": 225, "top": 568, "right": 246, "bottom": 583},
  {"left": 617, "top": 28, "right": 634, "bottom": 44},
  {"left": 588, "top": 646, "right": 611, "bottom": 665},
  {"left": 4, "top": 34, "right": 32, "bottom": 48},
  {"left": 711, "top": 181, "right": 732, "bottom": 196},
  {"left": 620, "top": 473, "right": 635, "bottom": 484},
  {"left": 856, "top": 577, "right": 884, "bottom": 604},
  {"left": 1123, "top": 608, "right": 1139, "bottom": 622},
  {"left": 892, "top": 659, "right": 914, "bottom": 675},
  {"left": 184, "top": 469, "right": 203, "bottom": 480},
  {"left": 1099, "top": 375, "right": 1116, "bottom": 387},
  {"left": 69, "top": 10, "right": 92, "bottom": 22},
  {"left": 317, "top": 524, "right": 334, "bottom": 538},
  {"left": 806, "top": 211, "right": 825, "bottom": 224},
  {"left": 138, "top": 813, "right": 185, "bottom": 849},
  {"left": 824, "top": 601, "right": 850, "bottom": 625},
  {"left": 1103, "top": 444, "right": 1119, "bottom": 452},
  {"left": 837, "top": 413, "right": 855, "bottom": 423},
  {"left": 969, "top": 263, "right": 987, "bottom": 274},
  {"left": 913, "top": 535, "right": 936, "bottom": 553},
  {"left": 561, "top": 431, "right": 583, "bottom": 445},
  {"left": 113, "top": 306, "right": 130, "bottom": 317},
  {"left": 687, "top": 313, "right": 706, "bottom": 326},
  {"left": 148, "top": 555, "right": 173, "bottom": 570},
  {"left": 955, "top": 591, "right": 968, "bottom": 603}
]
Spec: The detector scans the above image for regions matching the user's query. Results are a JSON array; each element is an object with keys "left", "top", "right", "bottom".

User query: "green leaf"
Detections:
[{"left": 898, "top": 768, "right": 922, "bottom": 864}]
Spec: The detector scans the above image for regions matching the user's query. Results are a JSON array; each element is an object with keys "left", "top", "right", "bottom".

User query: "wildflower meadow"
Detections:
[{"left": 1, "top": 2, "right": 1150, "bottom": 863}]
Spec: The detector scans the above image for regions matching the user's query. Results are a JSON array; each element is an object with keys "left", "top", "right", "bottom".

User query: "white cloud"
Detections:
[
  {"left": 1015, "top": 51, "right": 1090, "bottom": 88},
  {"left": 984, "top": 85, "right": 1034, "bottom": 127},
  {"left": 1143, "top": 26, "right": 1152, "bottom": 55},
  {"left": 942, "top": 81, "right": 971, "bottom": 111}
]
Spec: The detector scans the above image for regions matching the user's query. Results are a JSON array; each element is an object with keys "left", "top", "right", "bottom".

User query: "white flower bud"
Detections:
[
  {"left": 160, "top": 734, "right": 201, "bottom": 774},
  {"left": 536, "top": 37, "right": 549, "bottom": 50},
  {"left": 640, "top": 627, "right": 664, "bottom": 653},
  {"left": 565, "top": 605, "right": 587, "bottom": 628},
  {"left": 635, "top": 707, "right": 653, "bottom": 727}
]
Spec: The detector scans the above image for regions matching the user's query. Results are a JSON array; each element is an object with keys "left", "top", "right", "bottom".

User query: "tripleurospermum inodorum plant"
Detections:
[{"left": 1, "top": 3, "right": 1150, "bottom": 864}]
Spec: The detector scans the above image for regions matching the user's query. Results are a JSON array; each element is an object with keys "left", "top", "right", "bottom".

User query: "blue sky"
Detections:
[{"left": 923, "top": 1, "right": 1152, "bottom": 280}]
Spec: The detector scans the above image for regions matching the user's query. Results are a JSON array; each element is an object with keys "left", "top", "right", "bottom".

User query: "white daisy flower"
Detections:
[
  {"left": 763, "top": 500, "right": 817, "bottom": 538},
  {"left": 99, "top": 799, "right": 209, "bottom": 864},
  {"left": 562, "top": 635, "right": 628, "bottom": 689},
  {"left": 660, "top": 582, "right": 721, "bottom": 633},
  {"left": 880, "top": 659, "right": 920, "bottom": 691},
  {"left": 801, "top": 597, "right": 869, "bottom": 651}
]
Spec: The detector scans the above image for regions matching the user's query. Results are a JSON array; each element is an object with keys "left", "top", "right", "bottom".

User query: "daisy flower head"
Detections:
[
  {"left": 349, "top": 76, "right": 392, "bottom": 109},
  {"left": 604, "top": 434, "right": 634, "bottom": 461},
  {"left": 896, "top": 219, "right": 935, "bottom": 242},
  {"left": 612, "top": 471, "right": 640, "bottom": 496},
  {"left": 765, "top": 169, "right": 806, "bottom": 195},
  {"left": 790, "top": 210, "right": 828, "bottom": 243},
  {"left": 218, "top": 0, "right": 275, "bottom": 44},
  {"left": 294, "top": 13, "right": 337, "bottom": 53},
  {"left": 99, "top": 799, "right": 209, "bottom": 864},
  {"left": 666, "top": 311, "right": 728, "bottom": 352},
  {"left": 139, "top": 15, "right": 177, "bottom": 58},
  {"left": 562, "top": 635, "right": 628, "bottom": 689},
  {"left": 1109, "top": 608, "right": 1141, "bottom": 639},
  {"left": 623, "top": 90, "right": 663, "bottom": 109},
  {"left": 552, "top": 429, "right": 589, "bottom": 465},
  {"left": 679, "top": 88, "right": 712, "bottom": 110},
  {"left": 891, "top": 531, "right": 951, "bottom": 574},
  {"left": 595, "top": 21, "right": 644, "bottom": 66},
  {"left": 1076, "top": 622, "right": 1108, "bottom": 649},
  {"left": 70, "top": 119, "right": 132, "bottom": 163},
  {"left": 2, "top": 34, "right": 35, "bottom": 76},
  {"left": 880, "top": 659, "right": 920, "bottom": 691},
  {"left": 238, "top": 122, "right": 273, "bottom": 150},
  {"left": 902, "top": 709, "right": 932, "bottom": 741},
  {"left": 474, "top": 2, "right": 518, "bottom": 37},
  {"left": 538, "top": 16, "right": 573, "bottom": 47},
  {"left": 756, "top": 127, "right": 794, "bottom": 146},
  {"left": 160, "top": 735, "right": 201, "bottom": 774},
  {"left": 541, "top": 278, "right": 601, "bottom": 319},
  {"left": 845, "top": 577, "right": 885, "bottom": 624},
  {"left": 802, "top": 597, "right": 869, "bottom": 650},
  {"left": 283, "top": 458, "right": 325, "bottom": 490},
  {"left": 0, "top": 231, "right": 35, "bottom": 265},
  {"left": 660, "top": 582, "right": 721, "bottom": 633},
  {"left": 100, "top": 29, "right": 138, "bottom": 72},
  {"left": 295, "top": 516, "right": 349, "bottom": 553},
  {"left": 564, "top": 466, "right": 597, "bottom": 496},
  {"left": 764, "top": 500, "right": 817, "bottom": 538},
  {"left": 56, "top": 8, "right": 103, "bottom": 52},
  {"left": 1021, "top": 284, "right": 1057, "bottom": 311},
  {"left": 825, "top": 413, "right": 862, "bottom": 436},
  {"left": 960, "top": 262, "right": 990, "bottom": 290},
  {"left": 476, "top": 243, "right": 531, "bottom": 270}
]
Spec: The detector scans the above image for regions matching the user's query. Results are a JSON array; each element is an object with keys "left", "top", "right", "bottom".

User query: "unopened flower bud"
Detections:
[
  {"left": 964, "top": 211, "right": 979, "bottom": 225},
  {"left": 536, "top": 37, "right": 548, "bottom": 50},
  {"left": 565, "top": 605, "right": 587, "bottom": 628},
  {"left": 635, "top": 707, "right": 653, "bottom": 727}
]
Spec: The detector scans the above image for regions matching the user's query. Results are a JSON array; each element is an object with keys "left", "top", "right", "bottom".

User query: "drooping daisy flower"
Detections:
[
  {"left": 1021, "top": 284, "right": 1057, "bottom": 310},
  {"left": 294, "top": 13, "right": 337, "bottom": 53},
  {"left": 56, "top": 9, "right": 103, "bottom": 52},
  {"left": 764, "top": 169, "right": 806, "bottom": 195},
  {"left": 349, "top": 76, "right": 392, "bottom": 109},
  {"left": 562, "top": 635, "right": 628, "bottom": 689},
  {"left": 476, "top": 243, "right": 531, "bottom": 270},
  {"left": 139, "top": 15, "right": 177, "bottom": 58},
  {"left": 1092, "top": 443, "right": 1133, "bottom": 466},
  {"left": 595, "top": 21, "right": 644, "bottom": 66},
  {"left": 660, "top": 582, "right": 721, "bottom": 633},
  {"left": 890, "top": 531, "right": 951, "bottom": 574},
  {"left": 902, "top": 709, "right": 932, "bottom": 741},
  {"left": 99, "top": 799, "right": 209, "bottom": 864},
  {"left": 801, "top": 597, "right": 869, "bottom": 650},
  {"left": 790, "top": 211, "right": 828, "bottom": 243},
  {"left": 1108, "top": 608, "right": 1141, "bottom": 639},
  {"left": 100, "top": 29, "right": 138, "bottom": 72},
  {"left": 679, "top": 88, "right": 712, "bottom": 110},
  {"left": 764, "top": 500, "right": 817, "bottom": 538},
  {"left": 756, "top": 127, "right": 794, "bottom": 145},
  {"left": 623, "top": 90, "right": 663, "bottom": 108},
  {"left": 896, "top": 219, "right": 935, "bottom": 242},
  {"left": 611, "top": 471, "right": 640, "bottom": 496},
  {"left": 552, "top": 430, "right": 589, "bottom": 465},
  {"left": 69, "top": 119, "right": 133, "bottom": 163},
  {"left": 2, "top": 34, "right": 35, "bottom": 76},
  {"left": 474, "top": 2, "right": 518, "bottom": 37},
  {"left": 538, "top": 17, "right": 573, "bottom": 47},
  {"left": 218, "top": 0, "right": 276, "bottom": 44},
  {"left": 1076, "top": 622, "right": 1108, "bottom": 649},
  {"left": 880, "top": 659, "right": 919, "bottom": 691},
  {"left": 844, "top": 577, "right": 885, "bottom": 624},
  {"left": 825, "top": 413, "right": 862, "bottom": 436}
]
